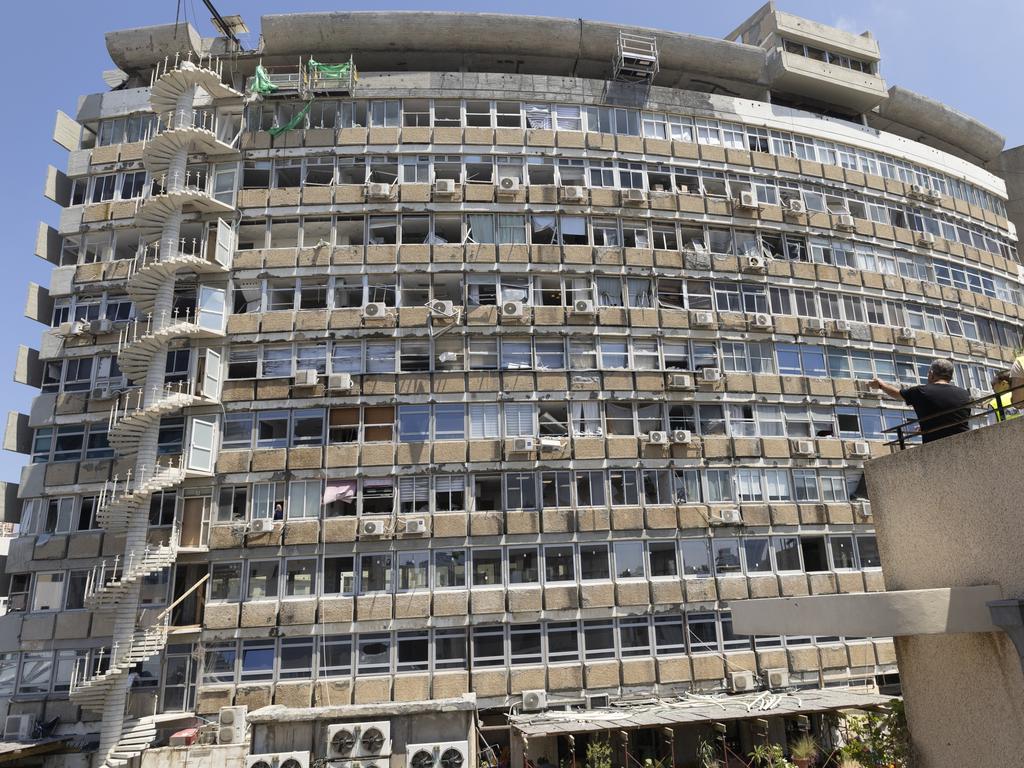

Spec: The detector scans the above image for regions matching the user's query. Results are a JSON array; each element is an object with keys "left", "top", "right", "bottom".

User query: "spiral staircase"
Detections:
[{"left": 69, "top": 54, "right": 240, "bottom": 768}]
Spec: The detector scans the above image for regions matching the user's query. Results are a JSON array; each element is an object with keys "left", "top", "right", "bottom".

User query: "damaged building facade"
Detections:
[{"left": 1, "top": 3, "right": 1022, "bottom": 767}]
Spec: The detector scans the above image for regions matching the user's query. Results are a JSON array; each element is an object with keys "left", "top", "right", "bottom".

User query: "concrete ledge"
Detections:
[{"left": 247, "top": 693, "right": 477, "bottom": 722}]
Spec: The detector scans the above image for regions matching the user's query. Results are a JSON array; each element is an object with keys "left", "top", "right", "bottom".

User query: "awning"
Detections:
[{"left": 510, "top": 689, "right": 894, "bottom": 738}]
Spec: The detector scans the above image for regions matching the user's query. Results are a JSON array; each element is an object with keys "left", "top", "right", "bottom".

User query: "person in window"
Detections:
[
  {"left": 869, "top": 359, "right": 971, "bottom": 443},
  {"left": 987, "top": 370, "right": 1020, "bottom": 422},
  {"left": 273, "top": 502, "right": 285, "bottom": 521}
]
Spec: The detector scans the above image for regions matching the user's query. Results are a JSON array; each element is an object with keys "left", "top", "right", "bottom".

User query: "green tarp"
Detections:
[
  {"left": 307, "top": 57, "right": 351, "bottom": 80},
  {"left": 268, "top": 100, "right": 313, "bottom": 137},
  {"left": 251, "top": 64, "right": 278, "bottom": 95}
]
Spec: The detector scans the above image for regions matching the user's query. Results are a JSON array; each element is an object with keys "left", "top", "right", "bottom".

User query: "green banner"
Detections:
[
  {"left": 308, "top": 57, "right": 351, "bottom": 79},
  {"left": 268, "top": 100, "right": 313, "bottom": 137}
]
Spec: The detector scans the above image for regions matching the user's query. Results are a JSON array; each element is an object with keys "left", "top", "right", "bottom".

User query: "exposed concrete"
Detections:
[
  {"left": 247, "top": 693, "right": 477, "bottom": 722},
  {"left": 989, "top": 144, "right": 1024, "bottom": 240},
  {"left": 105, "top": 23, "right": 202, "bottom": 72}
]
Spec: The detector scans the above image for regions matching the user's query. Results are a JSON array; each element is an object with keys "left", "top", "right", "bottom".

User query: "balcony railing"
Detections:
[{"left": 883, "top": 383, "right": 1023, "bottom": 448}]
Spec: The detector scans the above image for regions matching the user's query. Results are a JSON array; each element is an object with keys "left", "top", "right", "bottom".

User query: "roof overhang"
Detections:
[{"left": 247, "top": 694, "right": 477, "bottom": 723}]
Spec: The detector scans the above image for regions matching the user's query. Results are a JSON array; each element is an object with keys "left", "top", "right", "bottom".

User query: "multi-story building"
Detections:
[{"left": 1, "top": 4, "right": 1021, "bottom": 767}]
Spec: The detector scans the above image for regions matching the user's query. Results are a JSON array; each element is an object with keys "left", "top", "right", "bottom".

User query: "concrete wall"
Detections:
[
  {"left": 864, "top": 416, "right": 1024, "bottom": 768},
  {"left": 989, "top": 144, "right": 1024, "bottom": 239}
]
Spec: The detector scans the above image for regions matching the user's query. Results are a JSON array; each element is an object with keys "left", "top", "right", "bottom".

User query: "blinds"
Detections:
[
  {"left": 399, "top": 477, "right": 429, "bottom": 502},
  {"left": 504, "top": 403, "right": 535, "bottom": 437},
  {"left": 435, "top": 475, "right": 464, "bottom": 492},
  {"left": 470, "top": 403, "right": 500, "bottom": 439},
  {"left": 525, "top": 105, "right": 551, "bottom": 129}
]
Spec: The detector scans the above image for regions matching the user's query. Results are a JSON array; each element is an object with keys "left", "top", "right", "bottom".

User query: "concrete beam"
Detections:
[
  {"left": 247, "top": 694, "right": 477, "bottom": 723},
  {"left": 731, "top": 585, "right": 1003, "bottom": 638}
]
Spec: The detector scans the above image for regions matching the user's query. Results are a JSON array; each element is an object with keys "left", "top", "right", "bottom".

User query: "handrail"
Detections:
[{"left": 882, "top": 381, "right": 1024, "bottom": 449}]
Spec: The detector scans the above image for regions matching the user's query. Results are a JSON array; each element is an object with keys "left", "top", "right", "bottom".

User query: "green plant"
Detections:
[
  {"left": 584, "top": 737, "right": 612, "bottom": 768},
  {"left": 696, "top": 737, "right": 719, "bottom": 768},
  {"left": 840, "top": 699, "right": 910, "bottom": 768},
  {"left": 790, "top": 735, "right": 818, "bottom": 761},
  {"left": 749, "top": 743, "right": 795, "bottom": 768}
]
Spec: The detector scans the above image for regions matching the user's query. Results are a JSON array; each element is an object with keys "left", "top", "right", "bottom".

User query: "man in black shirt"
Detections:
[{"left": 870, "top": 359, "right": 972, "bottom": 443}]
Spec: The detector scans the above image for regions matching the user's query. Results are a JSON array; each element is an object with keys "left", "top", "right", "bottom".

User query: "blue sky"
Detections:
[{"left": 0, "top": 0, "right": 1020, "bottom": 483}]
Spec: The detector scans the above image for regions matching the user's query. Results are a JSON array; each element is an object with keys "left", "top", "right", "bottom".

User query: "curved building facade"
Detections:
[{"left": 2, "top": 4, "right": 1021, "bottom": 767}]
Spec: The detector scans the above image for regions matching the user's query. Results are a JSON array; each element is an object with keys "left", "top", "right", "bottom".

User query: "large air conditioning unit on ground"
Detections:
[
  {"left": 3, "top": 714, "right": 35, "bottom": 742},
  {"left": 361, "top": 519, "right": 388, "bottom": 537},
  {"left": 407, "top": 743, "right": 469, "bottom": 768},
  {"left": 521, "top": 690, "right": 548, "bottom": 712},
  {"left": 250, "top": 518, "right": 275, "bottom": 534},
  {"left": 766, "top": 669, "right": 790, "bottom": 689},
  {"left": 433, "top": 179, "right": 456, "bottom": 196},
  {"left": 730, "top": 671, "right": 755, "bottom": 693},
  {"left": 501, "top": 300, "right": 525, "bottom": 319},
  {"left": 497, "top": 177, "right": 520, "bottom": 196},
  {"left": 668, "top": 373, "right": 695, "bottom": 390},
  {"left": 736, "top": 190, "right": 759, "bottom": 210},
  {"left": 294, "top": 369, "right": 318, "bottom": 387},
  {"left": 327, "top": 722, "right": 392, "bottom": 760},
  {"left": 512, "top": 437, "right": 536, "bottom": 453},
  {"left": 646, "top": 430, "right": 670, "bottom": 445},
  {"left": 791, "top": 439, "right": 816, "bottom": 456},
  {"left": 367, "top": 183, "right": 392, "bottom": 200},
  {"left": 562, "top": 186, "right": 586, "bottom": 202},
  {"left": 701, "top": 367, "right": 722, "bottom": 382},
  {"left": 362, "top": 302, "right": 388, "bottom": 320},
  {"left": 218, "top": 706, "right": 248, "bottom": 745},
  {"left": 572, "top": 299, "right": 596, "bottom": 315},
  {"left": 246, "top": 753, "right": 310, "bottom": 768},
  {"left": 328, "top": 373, "right": 353, "bottom": 392}
]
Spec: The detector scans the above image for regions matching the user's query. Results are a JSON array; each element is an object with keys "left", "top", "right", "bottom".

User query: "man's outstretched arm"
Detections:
[{"left": 869, "top": 377, "right": 903, "bottom": 400}]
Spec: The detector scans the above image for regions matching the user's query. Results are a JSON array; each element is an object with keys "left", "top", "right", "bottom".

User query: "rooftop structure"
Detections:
[{"left": 0, "top": 4, "right": 1022, "bottom": 767}]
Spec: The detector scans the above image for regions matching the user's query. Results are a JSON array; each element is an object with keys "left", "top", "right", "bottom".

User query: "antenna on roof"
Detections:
[{"left": 201, "top": 0, "right": 248, "bottom": 50}]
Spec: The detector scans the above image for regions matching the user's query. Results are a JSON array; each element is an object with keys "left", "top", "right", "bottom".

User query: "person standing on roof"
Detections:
[
  {"left": 869, "top": 359, "right": 972, "bottom": 443},
  {"left": 1010, "top": 348, "right": 1024, "bottom": 409},
  {"left": 988, "top": 370, "right": 1020, "bottom": 422}
]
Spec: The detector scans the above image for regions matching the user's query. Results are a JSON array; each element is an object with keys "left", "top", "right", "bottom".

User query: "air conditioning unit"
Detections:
[
  {"left": 295, "top": 369, "right": 319, "bottom": 387},
  {"left": 718, "top": 508, "right": 742, "bottom": 525},
  {"left": 693, "top": 311, "right": 715, "bottom": 327},
  {"left": 623, "top": 188, "right": 647, "bottom": 204},
  {"left": 246, "top": 753, "right": 310, "bottom": 768},
  {"left": 743, "top": 254, "right": 767, "bottom": 273},
  {"left": 647, "top": 430, "right": 670, "bottom": 445},
  {"left": 805, "top": 318, "right": 827, "bottom": 334},
  {"left": 750, "top": 312, "right": 772, "bottom": 329},
  {"left": 68, "top": 320, "right": 88, "bottom": 336},
  {"left": 3, "top": 714, "right": 34, "bottom": 741},
  {"left": 367, "top": 182, "right": 392, "bottom": 200},
  {"left": 361, "top": 519, "right": 388, "bottom": 537},
  {"left": 90, "top": 387, "right": 118, "bottom": 400},
  {"left": 852, "top": 441, "right": 871, "bottom": 457},
  {"left": 405, "top": 518, "right": 428, "bottom": 534},
  {"left": 668, "top": 373, "right": 695, "bottom": 390},
  {"left": 836, "top": 213, "right": 856, "bottom": 231},
  {"left": 512, "top": 437, "right": 536, "bottom": 453},
  {"left": 497, "top": 176, "right": 520, "bottom": 195},
  {"left": 701, "top": 368, "right": 722, "bottom": 382},
  {"left": 327, "top": 722, "right": 392, "bottom": 760},
  {"left": 328, "top": 373, "right": 353, "bottom": 392},
  {"left": 218, "top": 706, "right": 248, "bottom": 745},
  {"left": 908, "top": 184, "right": 929, "bottom": 199},
  {"left": 562, "top": 186, "right": 586, "bottom": 201},
  {"left": 737, "top": 190, "right": 759, "bottom": 209},
  {"left": 834, "top": 319, "right": 853, "bottom": 334},
  {"left": 433, "top": 179, "right": 456, "bottom": 196},
  {"left": 572, "top": 299, "right": 596, "bottom": 315},
  {"left": 785, "top": 199, "right": 806, "bottom": 215},
  {"left": 854, "top": 500, "right": 872, "bottom": 520},
  {"left": 362, "top": 302, "right": 388, "bottom": 319},
  {"left": 858, "top": 380, "right": 881, "bottom": 398},
  {"left": 767, "top": 669, "right": 790, "bottom": 689},
  {"left": 539, "top": 437, "right": 563, "bottom": 451},
  {"left": 408, "top": 743, "right": 469, "bottom": 768},
  {"left": 500, "top": 300, "right": 525, "bottom": 319},
  {"left": 730, "top": 671, "right": 755, "bottom": 693},
  {"left": 250, "top": 518, "right": 275, "bottom": 534},
  {"left": 429, "top": 300, "right": 456, "bottom": 317},
  {"left": 916, "top": 232, "right": 935, "bottom": 247},
  {"left": 791, "top": 439, "right": 816, "bottom": 456},
  {"left": 521, "top": 689, "right": 548, "bottom": 712},
  {"left": 897, "top": 326, "right": 917, "bottom": 342},
  {"left": 89, "top": 318, "right": 114, "bottom": 334},
  {"left": 671, "top": 429, "right": 693, "bottom": 444}
]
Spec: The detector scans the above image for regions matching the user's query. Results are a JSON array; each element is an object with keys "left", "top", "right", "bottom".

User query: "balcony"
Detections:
[{"left": 766, "top": 48, "right": 888, "bottom": 112}]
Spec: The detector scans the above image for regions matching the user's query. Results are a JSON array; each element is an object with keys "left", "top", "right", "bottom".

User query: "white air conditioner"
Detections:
[
  {"left": 623, "top": 188, "right": 647, "bottom": 204},
  {"left": 521, "top": 689, "right": 548, "bottom": 712},
  {"left": 854, "top": 500, "right": 872, "bottom": 520},
  {"left": 250, "top": 518, "right": 275, "bottom": 534},
  {"left": 246, "top": 753, "right": 310, "bottom": 768},
  {"left": 718, "top": 508, "right": 742, "bottom": 525},
  {"left": 68, "top": 320, "right": 88, "bottom": 336},
  {"left": 750, "top": 312, "right": 772, "bottom": 329},
  {"left": 539, "top": 437, "right": 563, "bottom": 451},
  {"left": 897, "top": 326, "right": 917, "bottom": 341},
  {"left": 766, "top": 669, "right": 789, "bottom": 689},
  {"left": 792, "top": 439, "right": 816, "bottom": 456},
  {"left": 328, "top": 373, "right": 353, "bottom": 392},
  {"left": 908, "top": 184, "right": 929, "bottom": 199},
  {"left": 433, "top": 179, "right": 456, "bottom": 196},
  {"left": 405, "top": 518, "right": 428, "bottom": 535},
  {"left": 512, "top": 437, "right": 536, "bottom": 453},
  {"left": 701, "top": 368, "right": 722, "bottom": 382},
  {"left": 295, "top": 369, "right": 319, "bottom": 387},
  {"left": 367, "top": 182, "right": 391, "bottom": 200},
  {"left": 730, "top": 671, "right": 755, "bottom": 693},
  {"left": 408, "top": 743, "right": 469, "bottom": 768},
  {"left": 671, "top": 429, "right": 693, "bottom": 444},
  {"left": 668, "top": 373, "right": 695, "bottom": 390},
  {"left": 218, "top": 706, "right": 248, "bottom": 745},
  {"left": 743, "top": 254, "right": 767, "bottom": 272},
  {"left": 916, "top": 232, "right": 935, "bottom": 247},
  {"left": 852, "top": 441, "right": 871, "bottom": 457},
  {"left": 693, "top": 311, "right": 715, "bottom": 326},
  {"left": 362, "top": 302, "right": 388, "bottom": 319},
  {"left": 834, "top": 319, "right": 852, "bottom": 333},
  {"left": 361, "top": 519, "right": 388, "bottom": 537},
  {"left": 562, "top": 186, "right": 586, "bottom": 201},
  {"left": 785, "top": 199, "right": 806, "bottom": 215},
  {"left": 737, "top": 190, "right": 759, "bottom": 210},
  {"left": 836, "top": 213, "right": 856, "bottom": 231},
  {"left": 647, "top": 430, "right": 670, "bottom": 445},
  {"left": 501, "top": 300, "right": 525, "bottom": 319},
  {"left": 90, "top": 387, "right": 118, "bottom": 400},
  {"left": 327, "top": 722, "right": 392, "bottom": 760},
  {"left": 497, "top": 176, "right": 520, "bottom": 195},
  {"left": 805, "top": 318, "right": 827, "bottom": 334},
  {"left": 572, "top": 299, "right": 596, "bottom": 315},
  {"left": 4, "top": 714, "right": 34, "bottom": 742},
  {"left": 89, "top": 318, "right": 114, "bottom": 334},
  {"left": 429, "top": 300, "right": 456, "bottom": 317},
  {"left": 1007, "top": 221, "right": 1018, "bottom": 242}
]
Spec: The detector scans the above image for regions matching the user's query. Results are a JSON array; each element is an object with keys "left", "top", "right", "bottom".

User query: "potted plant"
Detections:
[{"left": 789, "top": 735, "right": 818, "bottom": 768}]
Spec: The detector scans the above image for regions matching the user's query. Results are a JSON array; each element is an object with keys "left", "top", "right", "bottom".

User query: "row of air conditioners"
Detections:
[
  {"left": 360, "top": 517, "right": 428, "bottom": 536},
  {"left": 729, "top": 669, "right": 790, "bottom": 693},
  {"left": 666, "top": 369, "right": 722, "bottom": 389},
  {"left": 327, "top": 722, "right": 392, "bottom": 760},
  {"left": 58, "top": 318, "right": 116, "bottom": 337},
  {"left": 407, "top": 742, "right": 469, "bottom": 768},
  {"left": 644, "top": 429, "right": 693, "bottom": 445},
  {"left": 247, "top": 754, "right": 310, "bottom": 768},
  {"left": 293, "top": 371, "right": 355, "bottom": 391},
  {"left": 791, "top": 439, "right": 871, "bottom": 457},
  {"left": 908, "top": 184, "right": 942, "bottom": 204},
  {"left": 509, "top": 436, "right": 566, "bottom": 453}
]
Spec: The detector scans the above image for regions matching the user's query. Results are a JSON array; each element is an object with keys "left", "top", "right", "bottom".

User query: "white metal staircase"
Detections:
[{"left": 71, "top": 52, "right": 241, "bottom": 768}]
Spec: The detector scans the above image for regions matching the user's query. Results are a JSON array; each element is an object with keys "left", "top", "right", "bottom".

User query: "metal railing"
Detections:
[
  {"left": 884, "top": 383, "right": 1024, "bottom": 449},
  {"left": 97, "top": 454, "right": 186, "bottom": 508},
  {"left": 149, "top": 52, "right": 228, "bottom": 87}
]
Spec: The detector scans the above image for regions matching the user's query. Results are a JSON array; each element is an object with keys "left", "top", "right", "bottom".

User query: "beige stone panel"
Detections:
[
  {"left": 256, "top": 379, "right": 291, "bottom": 400},
  {"left": 240, "top": 601, "right": 278, "bottom": 627},
  {"left": 716, "top": 577, "right": 748, "bottom": 601},
  {"left": 836, "top": 572, "right": 865, "bottom": 593},
  {"left": 506, "top": 511, "right": 540, "bottom": 535},
  {"left": 353, "top": 676, "right": 392, "bottom": 704},
  {"left": 432, "top": 671, "right": 470, "bottom": 699},
  {"left": 278, "top": 598, "right": 317, "bottom": 625},
  {"left": 318, "top": 596, "right": 354, "bottom": 623},
  {"left": 580, "top": 582, "right": 614, "bottom": 608},
  {"left": 396, "top": 442, "right": 431, "bottom": 465},
  {"left": 573, "top": 438, "right": 605, "bottom": 459},
  {"left": 433, "top": 591, "right": 469, "bottom": 617},
  {"left": 356, "top": 594, "right": 393, "bottom": 621},
  {"left": 741, "top": 504, "right": 770, "bottom": 526},
  {"left": 507, "top": 587, "right": 543, "bottom": 613},
  {"left": 817, "top": 440, "right": 844, "bottom": 460},
  {"left": 470, "top": 589, "right": 505, "bottom": 614},
  {"left": 702, "top": 436, "right": 731, "bottom": 459},
  {"left": 544, "top": 585, "right": 579, "bottom": 610},
  {"left": 577, "top": 507, "right": 611, "bottom": 531},
  {"left": 584, "top": 661, "right": 620, "bottom": 689},
  {"left": 196, "top": 686, "right": 234, "bottom": 714},
  {"left": 818, "top": 644, "right": 849, "bottom": 669},
  {"left": 510, "top": 667, "right": 547, "bottom": 693},
  {"left": 44, "top": 463, "right": 76, "bottom": 487},
  {"left": 779, "top": 574, "right": 810, "bottom": 597},
  {"left": 34, "top": 535, "right": 68, "bottom": 560},
  {"left": 678, "top": 506, "right": 710, "bottom": 529},
  {"left": 615, "top": 581, "right": 651, "bottom": 607},
  {"left": 235, "top": 685, "right": 273, "bottom": 710},
  {"left": 863, "top": 570, "right": 886, "bottom": 592},
  {"left": 468, "top": 440, "right": 501, "bottom": 462},
  {"left": 645, "top": 506, "right": 677, "bottom": 530},
  {"left": 748, "top": 576, "right": 781, "bottom": 599},
  {"left": 787, "top": 647, "right": 820, "bottom": 672},
  {"left": 314, "top": 679, "right": 352, "bottom": 706},
  {"left": 203, "top": 603, "right": 240, "bottom": 630},
  {"left": 323, "top": 517, "right": 358, "bottom": 543},
  {"left": 67, "top": 532, "right": 103, "bottom": 559},
  {"left": 326, "top": 445, "right": 359, "bottom": 468},
  {"left": 470, "top": 512, "right": 503, "bottom": 536},
  {"left": 548, "top": 664, "right": 584, "bottom": 691},
  {"left": 610, "top": 507, "right": 643, "bottom": 531},
  {"left": 329, "top": 308, "right": 363, "bottom": 329},
  {"left": 684, "top": 579, "right": 717, "bottom": 603},
  {"left": 691, "top": 655, "right": 725, "bottom": 681},
  {"left": 209, "top": 525, "right": 245, "bottom": 549},
  {"left": 472, "top": 670, "right": 509, "bottom": 697},
  {"left": 827, "top": 503, "right": 854, "bottom": 525},
  {"left": 273, "top": 681, "right": 312, "bottom": 709},
  {"left": 754, "top": 375, "right": 783, "bottom": 394},
  {"left": 251, "top": 449, "right": 287, "bottom": 471},
  {"left": 245, "top": 525, "right": 283, "bottom": 549},
  {"left": 394, "top": 592, "right": 431, "bottom": 619},
  {"left": 393, "top": 674, "right": 431, "bottom": 702},
  {"left": 732, "top": 438, "right": 761, "bottom": 458},
  {"left": 542, "top": 508, "right": 574, "bottom": 533},
  {"left": 287, "top": 447, "right": 323, "bottom": 470},
  {"left": 650, "top": 579, "right": 684, "bottom": 605},
  {"left": 361, "top": 443, "right": 395, "bottom": 466},
  {"left": 621, "top": 659, "right": 657, "bottom": 686},
  {"left": 808, "top": 573, "right": 838, "bottom": 595},
  {"left": 770, "top": 504, "right": 800, "bottom": 526}
]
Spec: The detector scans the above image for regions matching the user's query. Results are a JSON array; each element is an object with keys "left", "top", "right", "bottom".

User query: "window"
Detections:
[
  {"left": 288, "top": 480, "right": 321, "bottom": 519},
  {"left": 434, "top": 550, "right": 466, "bottom": 589},
  {"left": 681, "top": 539, "right": 712, "bottom": 576},
  {"left": 247, "top": 561, "right": 279, "bottom": 599},
  {"left": 358, "top": 634, "right": 392, "bottom": 673},
  {"left": 210, "top": 563, "right": 242, "bottom": 601},
  {"left": 320, "top": 636, "right": 353, "bottom": 677},
  {"left": 324, "top": 557, "right": 355, "bottom": 594},
  {"left": 284, "top": 559, "right": 316, "bottom": 597},
  {"left": 32, "top": 573, "right": 64, "bottom": 612},
  {"left": 509, "top": 548, "right": 539, "bottom": 584},
  {"left": 544, "top": 546, "right": 574, "bottom": 583},
  {"left": 712, "top": 539, "right": 742, "bottom": 575},
  {"left": 360, "top": 554, "right": 393, "bottom": 593},
  {"left": 613, "top": 542, "right": 645, "bottom": 579}
]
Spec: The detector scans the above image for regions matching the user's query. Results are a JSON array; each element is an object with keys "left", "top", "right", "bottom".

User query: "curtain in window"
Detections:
[
  {"left": 525, "top": 105, "right": 551, "bottom": 129},
  {"left": 571, "top": 401, "right": 602, "bottom": 436},
  {"left": 323, "top": 480, "right": 356, "bottom": 505}
]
